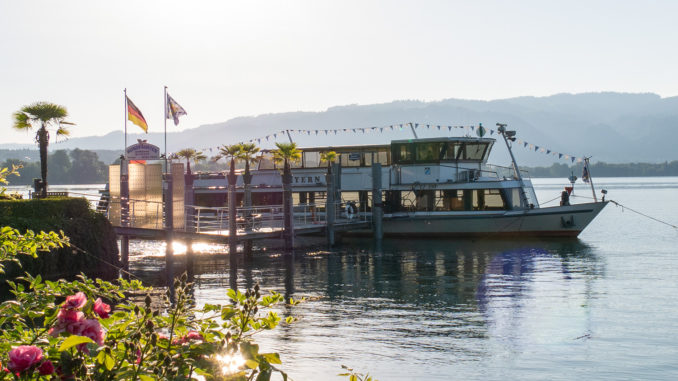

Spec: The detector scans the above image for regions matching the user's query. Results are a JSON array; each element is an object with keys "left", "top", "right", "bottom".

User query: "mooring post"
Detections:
[
  {"left": 120, "top": 157, "right": 130, "bottom": 277},
  {"left": 164, "top": 170, "right": 175, "bottom": 302},
  {"left": 184, "top": 170, "right": 195, "bottom": 278},
  {"left": 325, "top": 163, "right": 336, "bottom": 246},
  {"left": 372, "top": 163, "right": 384, "bottom": 240},
  {"left": 227, "top": 166, "right": 238, "bottom": 266},
  {"left": 282, "top": 165, "right": 295, "bottom": 251}
]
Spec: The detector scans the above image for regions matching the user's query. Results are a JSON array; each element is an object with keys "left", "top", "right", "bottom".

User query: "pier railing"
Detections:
[{"left": 185, "top": 201, "right": 370, "bottom": 234}]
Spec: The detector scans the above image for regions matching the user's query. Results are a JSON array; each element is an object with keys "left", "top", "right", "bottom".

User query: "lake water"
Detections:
[{"left": 23, "top": 178, "right": 678, "bottom": 380}]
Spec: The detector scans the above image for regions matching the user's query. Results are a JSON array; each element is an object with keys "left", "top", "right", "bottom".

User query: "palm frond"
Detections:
[
  {"left": 56, "top": 126, "right": 70, "bottom": 137},
  {"left": 12, "top": 111, "right": 32, "bottom": 130}
]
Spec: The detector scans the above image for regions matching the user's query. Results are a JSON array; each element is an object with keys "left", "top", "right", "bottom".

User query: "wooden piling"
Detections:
[
  {"left": 164, "top": 172, "right": 175, "bottom": 302},
  {"left": 372, "top": 163, "right": 384, "bottom": 240},
  {"left": 282, "top": 167, "right": 294, "bottom": 251},
  {"left": 227, "top": 170, "right": 238, "bottom": 265},
  {"left": 184, "top": 170, "right": 195, "bottom": 277},
  {"left": 325, "top": 163, "right": 336, "bottom": 246}
]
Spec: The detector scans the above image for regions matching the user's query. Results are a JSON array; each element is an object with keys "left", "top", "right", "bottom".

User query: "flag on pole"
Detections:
[
  {"left": 582, "top": 165, "right": 590, "bottom": 183},
  {"left": 126, "top": 96, "right": 148, "bottom": 133},
  {"left": 166, "top": 93, "right": 187, "bottom": 126}
]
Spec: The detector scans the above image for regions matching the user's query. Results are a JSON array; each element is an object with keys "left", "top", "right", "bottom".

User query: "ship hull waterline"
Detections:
[{"left": 346, "top": 201, "right": 608, "bottom": 238}]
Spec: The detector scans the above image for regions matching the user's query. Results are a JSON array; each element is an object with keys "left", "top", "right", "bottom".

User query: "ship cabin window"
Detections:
[
  {"left": 464, "top": 143, "right": 489, "bottom": 161},
  {"left": 257, "top": 153, "right": 275, "bottom": 170},
  {"left": 303, "top": 151, "right": 320, "bottom": 168},
  {"left": 335, "top": 148, "right": 390, "bottom": 167},
  {"left": 481, "top": 189, "right": 506, "bottom": 210},
  {"left": 339, "top": 152, "right": 363, "bottom": 167},
  {"left": 392, "top": 143, "right": 414, "bottom": 164},
  {"left": 392, "top": 141, "right": 491, "bottom": 165},
  {"left": 415, "top": 142, "right": 441, "bottom": 163},
  {"left": 385, "top": 188, "right": 507, "bottom": 213},
  {"left": 375, "top": 151, "right": 389, "bottom": 165}
]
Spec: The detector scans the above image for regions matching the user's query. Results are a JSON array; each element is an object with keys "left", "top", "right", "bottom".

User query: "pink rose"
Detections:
[
  {"left": 38, "top": 360, "right": 54, "bottom": 375},
  {"left": 93, "top": 298, "right": 111, "bottom": 319},
  {"left": 185, "top": 331, "right": 203, "bottom": 341},
  {"left": 50, "top": 309, "right": 85, "bottom": 337},
  {"left": 57, "top": 309, "right": 84, "bottom": 323},
  {"left": 73, "top": 319, "right": 105, "bottom": 346},
  {"left": 70, "top": 319, "right": 106, "bottom": 354},
  {"left": 174, "top": 330, "right": 204, "bottom": 345},
  {"left": 8, "top": 346, "right": 43, "bottom": 373},
  {"left": 63, "top": 292, "right": 87, "bottom": 310}
]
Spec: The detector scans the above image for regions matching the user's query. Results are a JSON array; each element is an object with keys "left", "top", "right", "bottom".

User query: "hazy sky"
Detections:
[{"left": 2, "top": 0, "right": 677, "bottom": 144}]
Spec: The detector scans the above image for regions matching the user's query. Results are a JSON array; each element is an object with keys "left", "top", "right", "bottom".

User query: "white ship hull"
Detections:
[{"left": 376, "top": 201, "right": 607, "bottom": 238}]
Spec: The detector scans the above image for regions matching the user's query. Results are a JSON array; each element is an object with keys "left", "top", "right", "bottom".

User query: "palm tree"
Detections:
[
  {"left": 216, "top": 144, "right": 242, "bottom": 181},
  {"left": 12, "top": 102, "right": 74, "bottom": 197},
  {"left": 235, "top": 143, "right": 260, "bottom": 232},
  {"left": 176, "top": 148, "right": 206, "bottom": 175},
  {"left": 320, "top": 151, "right": 338, "bottom": 172},
  {"left": 271, "top": 142, "right": 302, "bottom": 250},
  {"left": 216, "top": 144, "right": 242, "bottom": 255}
]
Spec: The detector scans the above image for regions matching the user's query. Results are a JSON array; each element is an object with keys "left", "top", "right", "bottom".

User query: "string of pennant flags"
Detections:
[{"left": 190, "top": 122, "right": 586, "bottom": 164}]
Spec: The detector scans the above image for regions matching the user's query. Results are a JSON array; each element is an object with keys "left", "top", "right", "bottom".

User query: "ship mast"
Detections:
[{"left": 497, "top": 123, "right": 530, "bottom": 208}]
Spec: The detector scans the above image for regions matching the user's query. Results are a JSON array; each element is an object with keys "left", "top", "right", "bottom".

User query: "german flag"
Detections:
[{"left": 126, "top": 96, "right": 148, "bottom": 133}]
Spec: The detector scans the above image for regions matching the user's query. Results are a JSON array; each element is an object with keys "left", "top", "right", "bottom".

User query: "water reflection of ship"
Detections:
[
  {"left": 130, "top": 239, "right": 599, "bottom": 308},
  {"left": 477, "top": 243, "right": 601, "bottom": 349}
]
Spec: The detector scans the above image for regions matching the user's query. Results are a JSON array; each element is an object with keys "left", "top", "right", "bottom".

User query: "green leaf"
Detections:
[
  {"left": 139, "top": 375, "right": 155, "bottom": 381},
  {"left": 194, "top": 368, "right": 213, "bottom": 377},
  {"left": 59, "top": 335, "right": 95, "bottom": 351},
  {"left": 245, "top": 359, "right": 259, "bottom": 369},
  {"left": 261, "top": 352, "right": 281, "bottom": 365},
  {"left": 240, "top": 342, "right": 260, "bottom": 360},
  {"left": 104, "top": 353, "right": 115, "bottom": 370},
  {"left": 255, "top": 369, "right": 272, "bottom": 381}
]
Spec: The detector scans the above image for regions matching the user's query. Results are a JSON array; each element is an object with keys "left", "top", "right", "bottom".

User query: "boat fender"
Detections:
[{"left": 345, "top": 202, "right": 358, "bottom": 219}]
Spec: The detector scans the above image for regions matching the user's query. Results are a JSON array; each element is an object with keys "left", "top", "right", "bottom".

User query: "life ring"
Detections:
[{"left": 345, "top": 202, "right": 358, "bottom": 219}]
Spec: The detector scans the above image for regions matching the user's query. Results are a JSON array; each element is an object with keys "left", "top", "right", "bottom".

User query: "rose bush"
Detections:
[
  {"left": 0, "top": 166, "right": 298, "bottom": 380},
  {"left": 0, "top": 269, "right": 296, "bottom": 381}
]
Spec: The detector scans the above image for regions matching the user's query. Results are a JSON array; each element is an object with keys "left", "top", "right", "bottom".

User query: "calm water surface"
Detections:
[{"left": 126, "top": 177, "right": 678, "bottom": 380}]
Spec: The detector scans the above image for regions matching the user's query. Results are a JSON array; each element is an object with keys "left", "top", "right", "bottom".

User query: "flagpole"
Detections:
[
  {"left": 124, "top": 88, "right": 128, "bottom": 155},
  {"left": 164, "top": 86, "right": 168, "bottom": 171},
  {"left": 585, "top": 157, "right": 598, "bottom": 202}
]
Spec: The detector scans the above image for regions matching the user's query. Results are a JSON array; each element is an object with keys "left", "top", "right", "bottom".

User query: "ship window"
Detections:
[
  {"left": 392, "top": 144, "right": 414, "bottom": 164},
  {"left": 304, "top": 151, "right": 320, "bottom": 168},
  {"left": 439, "top": 143, "right": 462, "bottom": 161},
  {"left": 511, "top": 188, "right": 522, "bottom": 208},
  {"left": 415, "top": 143, "right": 440, "bottom": 163},
  {"left": 257, "top": 153, "right": 275, "bottom": 170},
  {"left": 483, "top": 189, "right": 506, "bottom": 210},
  {"left": 340, "top": 152, "right": 362, "bottom": 167},
  {"left": 464, "top": 143, "right": 488, "bottom": 160},
  {"left": 375, "top": 151, "right": 389, "bottom": 165},
  {"left": 364, "top": 152, "right": 373, "bottom": 166},
  {"left": 437, "top": 190, "right": 465, "bottom": 211}
]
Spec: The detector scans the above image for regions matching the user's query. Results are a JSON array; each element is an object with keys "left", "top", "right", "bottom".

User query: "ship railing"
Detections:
[
  {"left": 185, "top": 203, "right": 330, "bottom": 234},
  {"left": 107, "top": 196, "right": 164, "bottom": 229},
  {"left": 481, "top": 164, "right": 530, "bottom": 180}
]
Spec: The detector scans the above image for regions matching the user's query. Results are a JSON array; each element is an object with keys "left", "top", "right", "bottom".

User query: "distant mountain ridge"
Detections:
[{"left": 3, "top": 92, "right": 677, "bottom": 166}]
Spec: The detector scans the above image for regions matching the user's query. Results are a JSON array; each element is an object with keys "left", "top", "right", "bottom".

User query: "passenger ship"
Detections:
[{"left": 192, "top": 125, "right": 607, "bottom": 238}]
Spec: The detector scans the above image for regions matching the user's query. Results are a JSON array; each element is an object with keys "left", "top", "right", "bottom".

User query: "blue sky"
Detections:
[{"left": 2, "top": 0, "right": 677, "bottom": 144}]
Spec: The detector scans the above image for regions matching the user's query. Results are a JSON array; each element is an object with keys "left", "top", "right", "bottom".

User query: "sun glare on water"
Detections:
[{"left": 216, "top": 352, "right": 246, "bottom": 375}]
